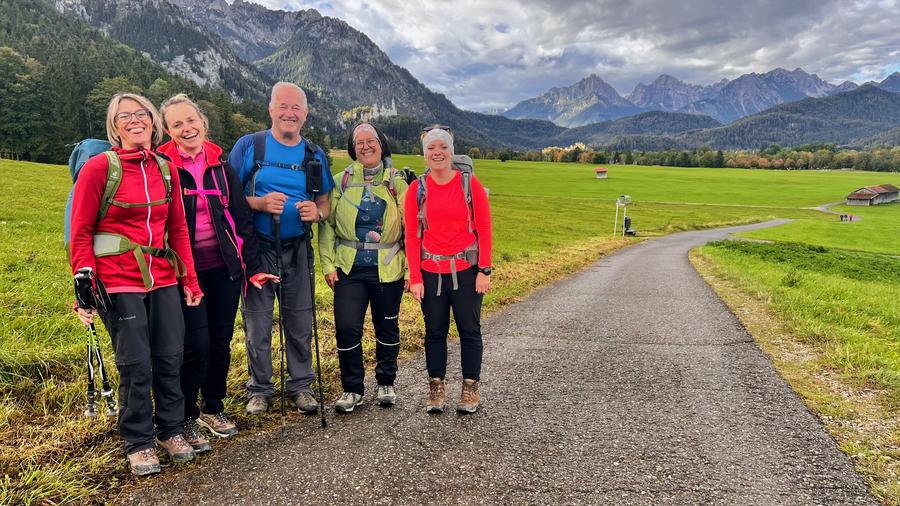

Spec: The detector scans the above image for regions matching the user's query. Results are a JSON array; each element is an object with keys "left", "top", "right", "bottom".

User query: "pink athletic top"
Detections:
[{"left": 179, "top": 147, "right": 226, "bottom": 272}]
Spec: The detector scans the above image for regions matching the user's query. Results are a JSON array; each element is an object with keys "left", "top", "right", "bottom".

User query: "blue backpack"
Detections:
[{"left": 65, "top": 140, "right": 113, "bottom": 253}]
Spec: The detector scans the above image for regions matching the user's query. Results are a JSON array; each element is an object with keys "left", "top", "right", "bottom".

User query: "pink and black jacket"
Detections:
[{"left": 157, "top": 140, "right": 264, "bottom": 286}]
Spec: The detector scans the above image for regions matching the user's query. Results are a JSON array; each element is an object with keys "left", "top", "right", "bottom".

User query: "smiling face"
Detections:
[
  {"left": 269, "top": 86, "right": 308, "bottom": 143},
  {"left": 164, "top": 102, "right": 206, "bottom": 157},
  {"left": 354, "top": 130, "right": 383, "bottom": 169},
  {"left": 425, "top": 140, "right": 452, "bottom": 171},
  {"left": 115, "top": 99, "right": 153, "bottom": 150}
]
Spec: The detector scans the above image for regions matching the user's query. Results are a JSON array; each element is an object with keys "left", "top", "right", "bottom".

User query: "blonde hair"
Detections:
[
  {"left": 160, "top": 93, "right": 210, "bottom": 138},
  {"left": 270, "top": 82, "right": 308, "bottom": 110},
  {"left": 106, "top": 93, "right": 164, "bottom": 148}
]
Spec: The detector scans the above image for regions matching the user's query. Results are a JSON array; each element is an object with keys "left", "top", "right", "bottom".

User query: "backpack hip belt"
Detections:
[
  {"left": 93, "top": 233, "right": 187, "bottom": 290},
  {"left": 335, "top": 237, "right": 402, "bottom": 265},
  {"left": 421, "top": 240, "right": 478, "bottom": 296}
]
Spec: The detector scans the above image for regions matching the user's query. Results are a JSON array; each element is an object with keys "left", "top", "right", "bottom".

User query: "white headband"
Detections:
[{"left": 422, "top": 128, "right": 454, "bottom": 155}]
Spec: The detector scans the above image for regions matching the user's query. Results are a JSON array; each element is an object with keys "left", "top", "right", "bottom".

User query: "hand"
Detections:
[
  {"left": 410, "top": 283, "right": 424, "bottom": 303},
  {"left": 325, "top": 271, "right": 338, "bottom": 291},
  {"left": 475, "top": 273, "right": 491, "bottom": 294},
  {"left": 295, "top": 200, "right": 319, "bottom": 222},
  {"left": 250, "top": 273, "right": 280, "bottom": 289},
  {"left": 404, "top": 280, "right": 410, "bottom": 292},
  {"left": 76, "top": 307, "right": 94, "bottom": 326},
  {"left": 262, "top": 192, "right": 288, "bottom": 214},
  {"left": 184, "top": 287, "right": 203, "bottom": 306}
]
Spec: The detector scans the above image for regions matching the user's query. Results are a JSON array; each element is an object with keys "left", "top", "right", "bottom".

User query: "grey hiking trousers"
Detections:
[{"left": 242, "top": 239, "right": 316, "bottom": 398}]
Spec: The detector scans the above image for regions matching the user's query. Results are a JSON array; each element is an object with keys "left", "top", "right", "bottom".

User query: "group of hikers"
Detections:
[{"left": 69, "top": 82, "right": 493, "bottom": 476}]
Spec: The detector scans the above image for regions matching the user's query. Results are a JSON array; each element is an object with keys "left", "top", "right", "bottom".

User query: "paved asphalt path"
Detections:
[{"left": 118, "top": 220, "right": 876, "bottom": 506}]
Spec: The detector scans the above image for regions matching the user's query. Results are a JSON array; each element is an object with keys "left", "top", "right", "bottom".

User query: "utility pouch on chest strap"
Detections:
[
  {"left": 335, "top": 237, "right": 401, "bottom": 265},
  {"left": 421, "top": 240, "right": 478, "bottom": 296},
  {"left": 92, "top": 233, "right": 187, "bottom": 290}
]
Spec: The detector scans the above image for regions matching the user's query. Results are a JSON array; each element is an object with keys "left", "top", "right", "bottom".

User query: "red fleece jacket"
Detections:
[
  {"left": 70, "top": 146, "right": 201, "bottom": 296},
  {"left": 404, "top": 171, "right": 492, "bottom": 285}
]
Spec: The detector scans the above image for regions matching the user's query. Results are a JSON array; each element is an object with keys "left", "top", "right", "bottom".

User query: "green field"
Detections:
[
  {"left": 2, "top": 155, "right": 899, "bottom": 504},
  {"left": 378, "top": 155, "right": 900, "bottom": 207}
]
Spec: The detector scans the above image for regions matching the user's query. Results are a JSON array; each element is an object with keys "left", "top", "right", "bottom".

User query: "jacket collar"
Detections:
[{"left": 157, "top": 140, "right": 223, "bottom": 168}]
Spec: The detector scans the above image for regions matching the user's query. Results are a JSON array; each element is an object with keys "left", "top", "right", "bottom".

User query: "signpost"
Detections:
[{"left": 614, "top": 195, "right": 631, "bottom": 236}]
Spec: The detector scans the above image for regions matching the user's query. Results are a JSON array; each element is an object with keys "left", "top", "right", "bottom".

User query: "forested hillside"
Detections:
[{"left": 0, "top": 0, "right": 339, "bottom": 163}]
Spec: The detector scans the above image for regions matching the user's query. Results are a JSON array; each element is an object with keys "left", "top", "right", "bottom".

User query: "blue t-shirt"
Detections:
[
  {"left": 353, "top": 190, "right": 387, "bottom": 266},
  {"left": 229, "top": 130, "right": 335, "bottom": 240}
]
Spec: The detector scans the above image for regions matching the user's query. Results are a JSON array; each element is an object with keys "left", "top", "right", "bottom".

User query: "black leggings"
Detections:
[
  {"left": 420, "top": 267, "right": 484, "bottom": 382},
  {"left": 333, "top": 266, "right": 404, "bottom": 394},
  {"left": 180, "top": 268, "right": 242, "bottom": 418}
]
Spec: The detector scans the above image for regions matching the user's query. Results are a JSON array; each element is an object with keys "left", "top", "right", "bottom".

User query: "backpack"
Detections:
[
  {"left": 64, "top": 139, "right": 112, "bottom": 250},
  {"left": 415, "top": 155, "right": 480, "bottom": 295},
  {"left": 246, "top": 130, "right": 321, "bottom": 197},
  {"left": 64, "top": 140, "right": 180, "bottom": 289}
]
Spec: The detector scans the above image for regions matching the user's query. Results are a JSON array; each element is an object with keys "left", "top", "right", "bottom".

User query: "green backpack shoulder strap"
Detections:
[
  {"left": 154, "top": 154, "right": 172, "bottom": 196},
  {"left": 97, "top": 151, "right": 123, "bottom": 222},
  {"left": 97, "top": 152, "right": 173, "bottom": 222}
]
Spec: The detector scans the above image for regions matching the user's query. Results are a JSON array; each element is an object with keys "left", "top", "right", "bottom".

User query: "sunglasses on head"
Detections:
[{"left": 423, "top": 125, "right": 451, "bottom": 132}]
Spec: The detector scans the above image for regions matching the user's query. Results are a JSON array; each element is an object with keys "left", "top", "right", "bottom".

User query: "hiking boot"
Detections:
[
  {"left": 456, "top": 379, "right": 480, "bottom": 413},
  {"left": 183, "top": 418, "right": 212, "bottom": 454},
  {"left": 334, "top": 392, "right": 364, "bottom": 413},
  {"left": 157, "top": 434, "right": 195, "bottom": 462},
  {"left": 127, "top": 448, "right": 161, "bottom": 476},
  {"left": 291, "top": 392, "right": 319, "bottom": 415},
  {"left": 198, "top": 411, "right": 239, "bottom": 438},
  {"left": 246, "top": 395, "right": 270, "bottom": 416},
  {"left": 426, "top": 378, "right": 446, "bottom": 413},
  {"left": 376, "top": 385, "right": 396, "bottom": 406}
]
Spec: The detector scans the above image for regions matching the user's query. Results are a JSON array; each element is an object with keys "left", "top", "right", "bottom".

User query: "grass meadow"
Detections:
[{"left": 1, "top": 154, "right": 898, "bottom": 504}]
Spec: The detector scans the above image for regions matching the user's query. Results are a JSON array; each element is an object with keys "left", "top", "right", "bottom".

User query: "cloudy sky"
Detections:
[{"left": 265, "top": 0, "right": 900, "bottom": 112}]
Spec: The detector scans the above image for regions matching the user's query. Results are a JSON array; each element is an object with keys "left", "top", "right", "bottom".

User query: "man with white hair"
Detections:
[{"left": 228, "top": 82, "right": 336, "bottom": 416}]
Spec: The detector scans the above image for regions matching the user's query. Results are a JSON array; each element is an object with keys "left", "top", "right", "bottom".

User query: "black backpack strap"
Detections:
[{"left": 248, "top": 130, "right": 268, "bottom": 197}]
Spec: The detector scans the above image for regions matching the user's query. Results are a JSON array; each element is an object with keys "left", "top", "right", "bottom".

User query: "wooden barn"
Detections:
[
  {"left": 846, "top": 184, "right": 900, "bottom": 206},
  {"left": 595, "top": 167, "right": 608, "bottom": 179}
]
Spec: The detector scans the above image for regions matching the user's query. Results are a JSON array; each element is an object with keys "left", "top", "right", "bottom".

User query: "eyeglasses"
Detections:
[
  {"left": 354, "top": 138, "right": 380, "bottom": 148},
  {"left": 423, "top": 125, "right": 451, "bottom": 132},
  {"left": 115, "top": 109, "right": 150, "bottom": 124}
]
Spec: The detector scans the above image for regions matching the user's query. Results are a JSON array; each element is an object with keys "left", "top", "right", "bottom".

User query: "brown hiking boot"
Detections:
[
  {"left": 456, "top": 379, "right": 480, "bottom": 413},
  {"left": 183, "top": 418, "right": 212, "bottom": 454},
  {"left": 426, "top": 378, "right": 446, "bottom": 413},
  {"left": 157, "top": 433, "right": 195, "bottom": 462},
  {"left": 127, "top": 448, "right": 161, "bottom": 476},
  {"left": 198, "top": 411, "right": 239, "bottom": 438}
]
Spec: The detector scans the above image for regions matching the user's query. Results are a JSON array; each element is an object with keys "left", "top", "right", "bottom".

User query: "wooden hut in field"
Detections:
[
  {"left": 595, "top": 167, "right": 608, "bottom": 179},
  {"left": 846, "top": 184, "right": 900, "bottom": 206}
]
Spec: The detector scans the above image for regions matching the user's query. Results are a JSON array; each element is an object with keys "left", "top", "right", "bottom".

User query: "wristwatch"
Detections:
[
  {"left": 479, "top": 267, "right": 492, "bottom": 276},
  {"left": 317, "top": 209, "right": 324, "bottom": 222}
]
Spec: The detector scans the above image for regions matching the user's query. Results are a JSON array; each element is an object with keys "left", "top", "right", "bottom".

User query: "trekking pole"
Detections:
[
  {"left": 75, "top": 268, "right": 117, "bottom": 418},
  {"left": 304, "top": 156, "right": 327, "bottom": 428},
  {"left": 273, "top": 215, "right": 287, "bottom": 437},
  {"left": 305, "top": 219, "right": 327, "bottom": 428}
]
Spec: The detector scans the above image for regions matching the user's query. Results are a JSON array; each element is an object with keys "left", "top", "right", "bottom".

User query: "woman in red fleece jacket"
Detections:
[
  {"left": 71, "top": 93, "right": 202, "bottom": 476},
  {"left": 405, "top": 125, "right": 492, "bottom": 414}
]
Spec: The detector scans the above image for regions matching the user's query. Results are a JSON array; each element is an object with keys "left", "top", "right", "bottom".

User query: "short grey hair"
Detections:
[{"left": 269, "top": 82, "right": 308, "bottom": 110}]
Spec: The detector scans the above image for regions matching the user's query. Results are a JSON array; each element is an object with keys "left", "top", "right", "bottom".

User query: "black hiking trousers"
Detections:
[
  {"left": 180, "top": 267, "right": 242, "bottom": 419},
  {"left": 333, "top": 266, "right": 404, "bottom": 395},
  {"left": 420, "top": 266, "right": 484, "bottom": 382},
  {"left": 97, "top": 285, "right": 185, "bottom": 455}
]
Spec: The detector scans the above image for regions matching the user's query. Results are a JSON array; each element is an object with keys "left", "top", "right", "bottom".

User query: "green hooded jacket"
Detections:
[{"left": 318, "top": 161, "right": 409, "bottom": 282}]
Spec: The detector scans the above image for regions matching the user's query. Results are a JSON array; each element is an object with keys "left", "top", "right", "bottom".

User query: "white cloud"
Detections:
[{"left": 261, "top": 0, "right": 900, "bottom": 111}]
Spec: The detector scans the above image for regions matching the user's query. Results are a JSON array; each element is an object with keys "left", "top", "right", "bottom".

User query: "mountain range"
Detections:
[
  {"left": 502, "top": 69, "right": 872, "bottom": 127},
  {"left": 12, "top": 0, "right": 900, "bottom": 154}
]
